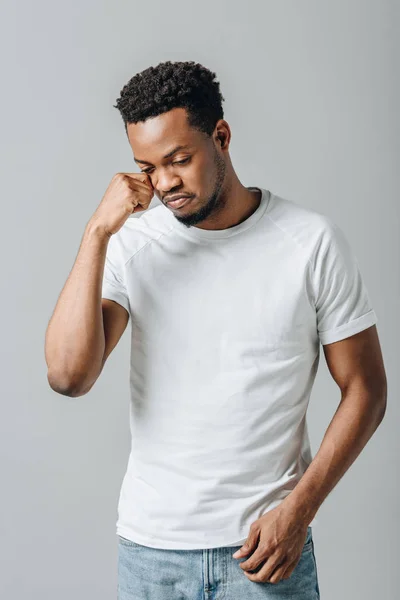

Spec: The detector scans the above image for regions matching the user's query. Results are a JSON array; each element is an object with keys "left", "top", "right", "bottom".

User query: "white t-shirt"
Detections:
[{"left": 101, "top": 187, "right": 377, "bottom": 550}]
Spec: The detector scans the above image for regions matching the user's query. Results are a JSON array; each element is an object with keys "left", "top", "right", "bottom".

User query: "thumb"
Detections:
[{"left": 232, "top": 528, "right": 259, "bottom": 558}]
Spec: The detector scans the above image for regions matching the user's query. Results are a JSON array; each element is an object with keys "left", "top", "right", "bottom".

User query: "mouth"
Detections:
[{"left": 166, "top": 196, "right": 193, "bottom": 209}]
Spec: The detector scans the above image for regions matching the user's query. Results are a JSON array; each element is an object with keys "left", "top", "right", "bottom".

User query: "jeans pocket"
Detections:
[
  {"left": 301, "top": 526, "right": 313, "bottom": 553},
  {"left": 118, "top": 535, "right": 141, "bottom": 547}
]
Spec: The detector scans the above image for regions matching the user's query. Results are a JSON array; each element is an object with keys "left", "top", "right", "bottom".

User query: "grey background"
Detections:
[{"left": 1, "top": 1, "right": 398, "bottom": 598}]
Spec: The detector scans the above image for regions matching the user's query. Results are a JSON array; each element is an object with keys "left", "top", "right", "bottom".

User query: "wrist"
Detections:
[
  {"left": 85, "top": 218, "right": 111, "bottom": 242},
  {"left": 278, "top": 491, "right": 319, "bottom": 528}
]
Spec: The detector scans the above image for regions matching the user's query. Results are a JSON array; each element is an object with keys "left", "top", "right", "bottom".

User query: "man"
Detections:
[{"left": 45, "top": 60, "right": 387, "bottom": 599}]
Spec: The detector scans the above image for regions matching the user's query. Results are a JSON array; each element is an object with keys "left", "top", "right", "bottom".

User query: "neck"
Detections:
[{"left": 195, "top": 175, "right": 262, "bottom": 231}]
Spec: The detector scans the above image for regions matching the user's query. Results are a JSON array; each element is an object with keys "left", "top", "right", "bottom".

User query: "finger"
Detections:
[
  {"left": 123, "top": 176, "right": 154, "bottom": 212},
  {"left": 266, "top": 563, "right": 288, "bottom": 584},
  {"left": 132, "top": 204, "right": 148, "bottom": 213},
  {"left": 279, "top": 564, "right": 294, "bottom": 581},
  {"left": 279, "top": 556, "right": 300, "bottom": 581},
  {"left": 123, "top": 176, "right": 153, "bottom": 194},
  {"left": 232, "top": 528, "right": 260, "bottom": 559},
  {"left": 244, "top": 555, "right": 287, "bottom": 584},
  {"left": 124, "top": 173, "right": 154, "bottom": 188},
  {"left": 239, "top": 544, "right": 269, "bottom": 572}
]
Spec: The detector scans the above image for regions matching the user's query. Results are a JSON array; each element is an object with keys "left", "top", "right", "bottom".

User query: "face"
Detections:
[{"left": 126, "top": 107, "right": 229, "bottom": 227}]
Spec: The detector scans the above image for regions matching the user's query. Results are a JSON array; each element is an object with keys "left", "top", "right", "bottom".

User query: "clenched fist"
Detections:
[{"left": 90, "top": 172, "right": 154, "bottom": 238}]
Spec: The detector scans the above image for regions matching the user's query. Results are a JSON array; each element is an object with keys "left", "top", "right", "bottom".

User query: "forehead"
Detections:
[
  {"left": 127, "top": 107, "right": 204, "bottom": 161},
  {"left": 127, "top": 108, "right": 201, "bottom": 152}
]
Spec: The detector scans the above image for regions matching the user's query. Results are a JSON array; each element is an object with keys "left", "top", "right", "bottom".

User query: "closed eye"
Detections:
[{"left": 141, "top": 157, "right": 190, "bottom": 174}]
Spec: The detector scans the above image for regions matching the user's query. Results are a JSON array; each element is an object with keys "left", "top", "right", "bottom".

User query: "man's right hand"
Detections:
[{"left": 90, "top": 172, "right": 154, "bottom": 238}]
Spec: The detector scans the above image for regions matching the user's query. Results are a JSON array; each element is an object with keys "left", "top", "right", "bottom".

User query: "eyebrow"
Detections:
[{"left": 134, "top": 144, "right": 192, "bottom": 165}]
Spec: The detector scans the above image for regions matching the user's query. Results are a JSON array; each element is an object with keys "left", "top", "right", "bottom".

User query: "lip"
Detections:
[{"left": 166, "top": 196, "right": 193, "bottom": 209}]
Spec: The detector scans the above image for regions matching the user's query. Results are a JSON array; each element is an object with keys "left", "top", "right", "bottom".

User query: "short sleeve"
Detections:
[
  {"left": 101, "top": 242, "right": 130, "bottom": 315},
  {"left": 311, "top": 220, "right": 377, "bottom": 345}
]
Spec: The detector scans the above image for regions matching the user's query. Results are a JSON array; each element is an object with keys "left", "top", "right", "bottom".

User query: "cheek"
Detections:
[
  {"left": 184, "top": 163, "right": 204, "bottom": 188},
  {"left": 193, "top": 154, "right": 216, "bottom": 185}
]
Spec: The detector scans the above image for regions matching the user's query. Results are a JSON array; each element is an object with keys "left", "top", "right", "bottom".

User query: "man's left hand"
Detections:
[{"left": 232, "top": 505, "right": 309, "bottom": 584}]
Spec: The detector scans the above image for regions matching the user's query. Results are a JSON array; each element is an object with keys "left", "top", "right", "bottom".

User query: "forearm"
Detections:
[
  {"left": 279, "top": 384, "right": 387, "bottom": 525},
  {"left": 45, "top": 219, "right": 110, "bottom": 395}
]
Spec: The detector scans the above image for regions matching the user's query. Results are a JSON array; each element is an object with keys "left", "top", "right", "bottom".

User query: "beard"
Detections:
[{"left": 173, "top": 149, "right": 227, "bottom": 228}]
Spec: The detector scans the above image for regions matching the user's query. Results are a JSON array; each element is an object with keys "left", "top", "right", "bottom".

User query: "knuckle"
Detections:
[{"left": 258, "top": 543, "right": 272, "bottom": 557}]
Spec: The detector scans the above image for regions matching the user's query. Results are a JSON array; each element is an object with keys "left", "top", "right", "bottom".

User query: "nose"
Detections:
[{"left": 153, "top": 168, "right": 182, "bottom": 195}]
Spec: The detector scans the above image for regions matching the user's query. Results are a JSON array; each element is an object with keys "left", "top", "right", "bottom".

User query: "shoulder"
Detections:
[
  {"left": 106, "top": 202, "right": 176, "bottom": 267},
  {"left": 266, "top": 192, "right": 344, "bottom": 259}
]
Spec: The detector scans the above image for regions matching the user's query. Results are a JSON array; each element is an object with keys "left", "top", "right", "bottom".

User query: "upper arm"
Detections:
[
  {"left": 322, "top": 325, "right": 387, "bottom": 399},
  {"left": 101, "top": 298, "right": 130, "bottom": 367}
]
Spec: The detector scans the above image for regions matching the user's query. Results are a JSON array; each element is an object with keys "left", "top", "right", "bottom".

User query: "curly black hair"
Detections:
[{"left": 113, "top": 60, "right": 225, "bottom": 137}]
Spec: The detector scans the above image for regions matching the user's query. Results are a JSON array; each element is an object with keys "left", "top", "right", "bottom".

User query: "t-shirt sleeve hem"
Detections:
[
  {"left": 101, "top": 289, "right": 130, "bottom": 315},
  {"left": 319, "top": 309, "right": 378, "bottom": 345}
]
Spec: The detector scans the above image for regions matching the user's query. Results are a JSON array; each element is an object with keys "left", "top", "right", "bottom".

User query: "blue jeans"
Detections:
[{"left": 117, "top": 526, "right": 320, "bottom": 599}]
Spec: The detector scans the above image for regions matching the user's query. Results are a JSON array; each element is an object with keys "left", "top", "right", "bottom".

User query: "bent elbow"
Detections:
[{"left": 47, "top": 371, "right": 93, "bottom": 397}]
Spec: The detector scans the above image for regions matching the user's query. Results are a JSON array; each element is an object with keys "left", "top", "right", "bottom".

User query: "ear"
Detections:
[
  {"left": 214, "top": 120, "right": 231, "bottom": 150},
  {"left": 217, "top": 130, "right": 228, "bottom": 148}
]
